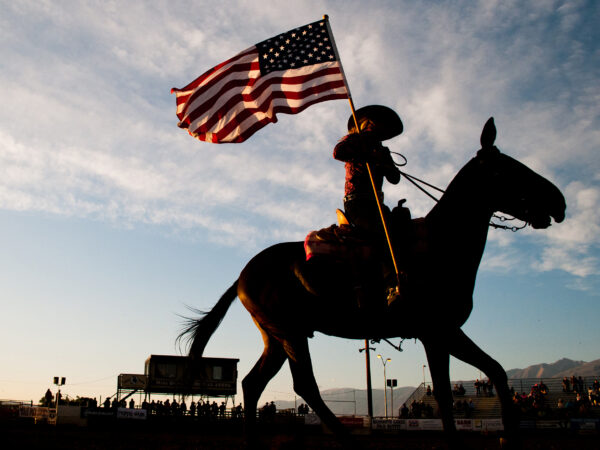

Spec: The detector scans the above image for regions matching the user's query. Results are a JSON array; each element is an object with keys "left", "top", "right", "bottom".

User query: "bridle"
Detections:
[{"left": 390, "top": 151, "right": 527, "bottom": 232}]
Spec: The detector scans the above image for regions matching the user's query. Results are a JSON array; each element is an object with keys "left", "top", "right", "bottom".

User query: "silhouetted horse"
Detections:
[{"left": 180, "top": 118, "right": 565, "bottom": 448}]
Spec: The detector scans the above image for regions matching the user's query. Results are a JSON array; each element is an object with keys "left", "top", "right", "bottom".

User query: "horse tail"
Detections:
[{"left": 178, "top": 280, "right": 239, "bottom": 359}]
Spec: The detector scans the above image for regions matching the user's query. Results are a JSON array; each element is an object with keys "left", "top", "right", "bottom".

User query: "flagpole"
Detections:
[{"left": 323, "top": 15, "right": 402, "bottom": 288}]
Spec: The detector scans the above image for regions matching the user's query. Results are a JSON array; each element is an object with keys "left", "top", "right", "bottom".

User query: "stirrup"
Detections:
[{"left": 386, "top": 285, "right": 402, "bottom": 306}]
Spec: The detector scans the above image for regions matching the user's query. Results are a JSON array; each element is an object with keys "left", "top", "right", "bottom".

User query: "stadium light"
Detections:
[{"left": 377, "top": 355, "right": 391, "bottom": 417}]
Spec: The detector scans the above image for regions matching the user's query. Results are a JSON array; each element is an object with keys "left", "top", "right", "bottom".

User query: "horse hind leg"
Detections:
[
  {"left": 241, "top": 326, "right": 287, "bottom": 447},
  {"left": 284, "top": 337, "right": 355, "bottom": 449}
]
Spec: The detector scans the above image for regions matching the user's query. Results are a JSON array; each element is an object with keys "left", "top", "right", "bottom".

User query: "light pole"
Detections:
[
  {"left": 377, "top": 354, "right": 391, "bottom": 417},
  {"left": 422, "top": 364, "right": 427, "bottom": 389},
  {"left": 388, "top": 378, "right": 397, "bottom": 417},
  {"left": 53, "top": 376, "right": 66, "bottom": 424}
]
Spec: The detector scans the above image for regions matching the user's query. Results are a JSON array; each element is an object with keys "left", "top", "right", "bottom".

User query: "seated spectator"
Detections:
[
  {"left": 487, "top": 379, "right": 494, "bottom": 396},
  {"left": 458, "top": 383, "right": 466, "bottom": 396},
  {"left": 465, "top": 398, "right": 474, "bottom": 418},
  {"left": 562, "top": 377, "right": 570, "bottom": 392},
  {"left": 589, "top": 387, "right": 599, "bottom": 406},
  {"left": 425, "top": 403, "right": 434, "bottom": 418},
  {"left": 530, "top": 383, "right": 540, "bottom": 397},
  {"left": 399, "top": 403, "right": 409, "bottom": 418},
  {"left": 426, "top": 385, "right": 432, "bottom": 396},
  {"left": 578, "top": 376, "right": 585, "bottom": 393},
  {"left": 570, "top": 375, "right": 578, "bottom": 393},
  {"left": 539, "top": 380, "right": 548, "bottom": 395},
  {"left": 454, "top": 399, "right": 464, "bottom": 414}
]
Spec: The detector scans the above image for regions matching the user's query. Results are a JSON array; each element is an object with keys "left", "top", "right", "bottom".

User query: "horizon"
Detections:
[{"left": 5, "top": 355, "right": 599, "bottom": 406}]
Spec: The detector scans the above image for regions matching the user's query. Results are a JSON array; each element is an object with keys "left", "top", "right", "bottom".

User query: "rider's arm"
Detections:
[
  {"left": 376, "top": 146, "right": 401, "bottom": 184},
  {"left": 333, "top": 132, "right": 380, "bottom": 163},
  {"left": 334, "top": 134, "right": 400, "bottom": 184}
]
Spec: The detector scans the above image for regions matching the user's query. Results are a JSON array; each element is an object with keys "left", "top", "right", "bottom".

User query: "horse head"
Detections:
[{"left": 475, "top": 118, "right": 566, "bottom": 229}]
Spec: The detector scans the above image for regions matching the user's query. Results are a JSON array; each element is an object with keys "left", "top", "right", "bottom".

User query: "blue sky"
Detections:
[{"left": 1, "top": 0, "right": 599, "bottom": 407}]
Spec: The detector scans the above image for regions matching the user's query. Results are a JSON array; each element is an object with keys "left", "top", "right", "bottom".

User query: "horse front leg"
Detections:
[
  {"left": 422, "top": 339, "right": 460, "bottom": 447},
  {"left": 241, "top": 330, "right": 287, "bottom": 449},
  {"left": 284, "top": 337, "right": 357, "bottom": 449},
  {"left": 446, "top": 329, "right": 520, "bottom": 448}
]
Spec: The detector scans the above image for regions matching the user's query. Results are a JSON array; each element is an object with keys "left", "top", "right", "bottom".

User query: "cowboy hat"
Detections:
[{"left": 347, "top": 105, "right": 403, "bottom": 141}]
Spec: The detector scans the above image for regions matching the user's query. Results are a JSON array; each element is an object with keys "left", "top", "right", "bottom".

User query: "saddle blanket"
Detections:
[{"left": 304, "top": 224, "right": 372, "bottom": 261}]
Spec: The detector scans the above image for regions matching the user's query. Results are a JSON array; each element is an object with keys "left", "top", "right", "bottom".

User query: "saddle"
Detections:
[
  {"left": 304, "top": 210, "right": 374, "bottom": 262},
  {"left": 300, "top": 206, "right": 428, "bottom": 307}
]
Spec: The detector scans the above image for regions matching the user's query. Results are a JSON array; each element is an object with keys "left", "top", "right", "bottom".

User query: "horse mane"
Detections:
[{"left": 177, "top": 280, "right": 239, "bottom": 359}]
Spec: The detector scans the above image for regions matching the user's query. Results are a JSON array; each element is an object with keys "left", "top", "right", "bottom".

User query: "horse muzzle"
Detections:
[{"left": 527, "top": 190, "right": 566, "bottom": 229}]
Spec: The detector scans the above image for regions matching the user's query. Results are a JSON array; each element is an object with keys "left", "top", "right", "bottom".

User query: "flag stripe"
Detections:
[
  {"left": 187, "top": 62, "right": 345, "bottom": 134},
  {"left": 219, "top": 89, "right": 348, "bottom": 143},
  {"left": 172, "top": 47, "right": 256, "bottom": 101},
  {"left": 208, "top": 80, "right": 348, "bottom": 143},
  {"left": 172, "top": 19, "right": 349, "bottom": 144},
  {"left": 209, "top": 76, "right": 347, "bottom": 140},
  {"left": 173, "top": 48, "right": 258, "bottom": 119}
]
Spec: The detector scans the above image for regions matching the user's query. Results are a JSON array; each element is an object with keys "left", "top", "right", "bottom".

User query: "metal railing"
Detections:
[{"left": 404, "top": 375, "right": 599, "bottom": 404}]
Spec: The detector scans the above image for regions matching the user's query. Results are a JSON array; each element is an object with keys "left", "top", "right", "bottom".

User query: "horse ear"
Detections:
[{"left": 480, "top": 117, "right": 496, "bottom": 149}]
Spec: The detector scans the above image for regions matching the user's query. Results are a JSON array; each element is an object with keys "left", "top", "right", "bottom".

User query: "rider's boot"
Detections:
[{"left": 385, "top": 271, "right": 407, "bottom": 307}]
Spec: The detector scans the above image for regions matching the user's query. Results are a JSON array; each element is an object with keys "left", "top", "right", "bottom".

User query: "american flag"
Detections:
[{"left": 172, "top": 19, "right": 349, "bottom": 144}]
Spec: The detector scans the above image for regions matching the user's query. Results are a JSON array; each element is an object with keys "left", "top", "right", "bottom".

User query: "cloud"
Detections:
[
  {"left": 531, "top": 181, "right": 600, "bottom": 277},
  {"left": 0, "top": 0, "right": 598, "bottom": 281}
]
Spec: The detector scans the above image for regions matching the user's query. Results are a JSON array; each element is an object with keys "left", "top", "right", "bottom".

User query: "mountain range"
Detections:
[
  {"left": 273, "top": 358, "right": 600, "bottom": 417},
  {"left": 506, "top": 357, "right": 600, "bottom": 379}
]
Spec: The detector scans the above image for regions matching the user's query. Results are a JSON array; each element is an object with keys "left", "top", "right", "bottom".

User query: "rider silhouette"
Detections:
[
  {"left": 333, "top": 105, "right": 404, "bottom": 307},
  {"left": 334, "top": 105, "right": 402, "bottom": 234}
]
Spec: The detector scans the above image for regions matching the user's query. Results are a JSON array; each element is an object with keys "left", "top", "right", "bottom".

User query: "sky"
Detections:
[{"left": 1, "top": 0, "right": 599, "bottom": 409}]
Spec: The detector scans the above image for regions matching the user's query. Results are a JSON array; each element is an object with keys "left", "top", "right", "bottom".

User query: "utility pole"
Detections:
[{"left": 359, "top": 340, "right": 375, "bottom": 417}]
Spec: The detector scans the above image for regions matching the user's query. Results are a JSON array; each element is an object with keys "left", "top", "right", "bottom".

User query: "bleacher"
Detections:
[{"left": 404, "top": 375, "right": 600, "bottom": 419}]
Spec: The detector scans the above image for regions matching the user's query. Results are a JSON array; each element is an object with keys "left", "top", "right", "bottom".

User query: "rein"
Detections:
[{"left": 391, "top": 152, "right": 527, "bottom": 232}]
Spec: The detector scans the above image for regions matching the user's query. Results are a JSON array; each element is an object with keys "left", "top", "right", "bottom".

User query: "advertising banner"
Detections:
[
  {"left": 482, "top": 418, "right": 504, "bottom": 431},
  {"left": 536, "top": 420, "right": 562, "bottom": 430},
  {"left": 420, "top": 419, "right": 443, "bottom": 430},
  {"left": 372, "top": 418, "right": 406, "bottom": 431},
  {"left": 338, "top": 416, "right": 368, "bottom": 428},
  {"left": 570, "top": 418, "right": 599, "bottom": 431},
  {"left": 481, "top": 418, "right": 504, "bottom": 431},
  {"left": 406, "top": 419, "right": 422, "bottom": 430},
  {"left": 116, "top": 408, "right": 147, "bottom": 420},
  {"left": 118, "top": 374, "right": 147, "bottom": 389},
  {"left": 454, "top": 418, "right": 473, "bottom": 431},
  {"left": 471, "top": 419, "right": 483, "bottom": 431}
]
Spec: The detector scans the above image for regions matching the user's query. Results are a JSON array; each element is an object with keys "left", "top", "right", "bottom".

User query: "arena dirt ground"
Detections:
[{"left": 3, "top": 421, "right": 599, "bottom": 450}]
